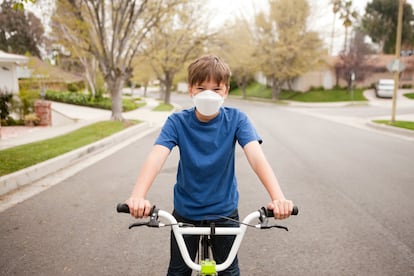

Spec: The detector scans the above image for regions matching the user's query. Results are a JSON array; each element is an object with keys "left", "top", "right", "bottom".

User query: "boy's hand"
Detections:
[
  {"left": 267, "top": 199, "right": 294, "bottom": 220},
  {"left": 126, "top": 197, "right": 152, "bottom": 219}
]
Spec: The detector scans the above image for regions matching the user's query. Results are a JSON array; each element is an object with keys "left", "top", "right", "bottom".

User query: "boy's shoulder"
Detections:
[{"left": 167, "top": 107, "right": 247, "bottom": 124}]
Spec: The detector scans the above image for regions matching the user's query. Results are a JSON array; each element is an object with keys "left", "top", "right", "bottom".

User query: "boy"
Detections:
[{"left": 126, "top": 55, "right": 294, "bottom": 275}]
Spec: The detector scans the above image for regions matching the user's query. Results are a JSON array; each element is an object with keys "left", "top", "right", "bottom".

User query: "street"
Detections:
[{"left": 1, "top": 96, "right": 414, "bottom": 275}]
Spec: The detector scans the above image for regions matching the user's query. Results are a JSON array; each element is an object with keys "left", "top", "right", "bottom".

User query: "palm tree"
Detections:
[
  {"left": 340, "top": 1, "right": 359, "bottom": 53},
  {"left": 330, "top": 0, "right": 342, "bottom": 55},
  {"left": 330, "top": 0, "right": 359, "bottom": 54}
]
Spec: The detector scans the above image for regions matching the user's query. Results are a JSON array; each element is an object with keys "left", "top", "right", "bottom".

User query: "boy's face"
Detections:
[{"left": 188, "top": 79, "right": 229, "bottom": 99}]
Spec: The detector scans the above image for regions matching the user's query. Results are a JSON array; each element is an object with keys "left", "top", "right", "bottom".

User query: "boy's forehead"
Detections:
[{"left": 196, "top": 78, "right": 226, "bottom": 86}]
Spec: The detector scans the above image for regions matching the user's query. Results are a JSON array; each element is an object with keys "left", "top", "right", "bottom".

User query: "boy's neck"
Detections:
[{"left": 195, "top": 109, "right": 219, "bottom": 122}]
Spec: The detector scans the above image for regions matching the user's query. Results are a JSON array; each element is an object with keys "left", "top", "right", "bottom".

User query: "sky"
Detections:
[
  {"left": 21, "top": 0, "right": 414, "bottom": 56},
  {"left": 207, "top": 0, "right": 414, "bottom": 55}
]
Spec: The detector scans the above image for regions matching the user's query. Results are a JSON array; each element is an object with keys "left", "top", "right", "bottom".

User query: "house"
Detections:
[
  {"left": 0, "top": 51, "right": 28, "bottom": 94},
  {"left": 283, "top": 54, "right": 414, "bottom": 92}
]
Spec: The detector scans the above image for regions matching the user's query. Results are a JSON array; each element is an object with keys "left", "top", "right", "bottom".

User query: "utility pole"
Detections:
[{"left": 391, "top": 0, "right": 404, "bottom": 123}]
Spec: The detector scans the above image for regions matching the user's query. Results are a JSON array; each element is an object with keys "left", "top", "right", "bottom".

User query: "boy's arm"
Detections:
[
  {"left": 127, "top": 144, "right": 170, "bottom": 218},
  {"left": 243, "top": 140, "right": 293, "bottom": 219}
]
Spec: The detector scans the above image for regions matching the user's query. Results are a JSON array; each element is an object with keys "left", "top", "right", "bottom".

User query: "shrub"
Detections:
[
  {"left": 24, "top": 113, "right": 40, "bottom": 126},
  {"left": 67, "top": 82, "right": 80, "bottom": 92},
  {"left": 45, "top": 90, "right": 140, "bottom": 111},
  {"left": 0, "top": 88, "right": 13, "bottom": 120},
  {"left": 19, "top": 89, "right": 40, "bottom": 116}
]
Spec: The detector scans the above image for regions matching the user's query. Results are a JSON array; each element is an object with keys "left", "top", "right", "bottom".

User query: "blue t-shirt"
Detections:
[{"left": 155, "top": 106, "right": 262, "bottom": 220}]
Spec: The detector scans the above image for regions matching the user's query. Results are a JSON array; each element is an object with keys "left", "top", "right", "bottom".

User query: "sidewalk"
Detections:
[
  {"left": 284, "top": 89, "right": 414, "bottom": 140},
  {"left": 0, "top": 98, "right": 168, "bottom": 150}
]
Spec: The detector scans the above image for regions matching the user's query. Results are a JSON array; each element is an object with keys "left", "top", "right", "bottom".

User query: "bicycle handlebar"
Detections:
[
  {"left": 116, "top": 203, "right": 298, "bottom": 217},
  {"left": 117, "top": 203, "right": 132, "bottom": 213},
  {"left": 117, "top": 203, "right": 298, "bottom": 272}
]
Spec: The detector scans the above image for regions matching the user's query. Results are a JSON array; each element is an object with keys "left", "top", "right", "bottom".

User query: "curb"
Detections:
[
  {"left": 284, "top": 100, "right": 369, "bottom": 108},
  {"left": 366, "top": 121, "right": 414, "bottom": 138},
  {"left": 0, "top": 122, "right": 150, "bottom": 197}
]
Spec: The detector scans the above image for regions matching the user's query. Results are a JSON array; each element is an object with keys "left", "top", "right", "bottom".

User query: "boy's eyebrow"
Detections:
[{"left": 195, "top": 81, "right": 224, "bottom": 87}]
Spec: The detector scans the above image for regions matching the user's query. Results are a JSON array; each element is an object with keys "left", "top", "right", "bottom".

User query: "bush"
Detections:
[
  {"left": 0, "top": 88, "right": 13, "bottom": 120},
  {"left": 67, "top": 83, "right": 80, "bottom": 92},
  {"left": 45, "top": 90, "right": 141, "bottom": 111},
  {"left": 19, "top": 89, "right": 41, "bottom": 116},
  {"left": 24, "top": 113, "right": 40, "bottom": 126},
  {"left": 46, "top": 90, "right": 89, "bottom": 105}
]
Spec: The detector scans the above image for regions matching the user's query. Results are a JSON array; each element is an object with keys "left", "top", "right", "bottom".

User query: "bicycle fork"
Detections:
[{"left": 199, "top": 222, "right": 217, "bottom": 276}]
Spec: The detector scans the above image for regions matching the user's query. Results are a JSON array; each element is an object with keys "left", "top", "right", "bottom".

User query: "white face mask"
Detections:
[{"left": 193, "top": 90, "right": 224, "bottom": 116}]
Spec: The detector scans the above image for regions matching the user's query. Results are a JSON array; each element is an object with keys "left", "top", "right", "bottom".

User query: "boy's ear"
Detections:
[
  {"left": 223, "top": 85, "right": 230, "bottom": 98},
  {"left": 188, "top": 86, "right": 194, "bottom": 97}
]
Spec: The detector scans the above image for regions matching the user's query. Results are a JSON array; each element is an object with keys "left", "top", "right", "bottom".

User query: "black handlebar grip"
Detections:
[
  {"left": 292, "top": 206, "right": 299, "bottom": 216},
  {"left": 265, "top": 206, "right": 299, "bottom": 217},
  {"left": 117, "top": 203, "right": 130, "bottom": 213}
]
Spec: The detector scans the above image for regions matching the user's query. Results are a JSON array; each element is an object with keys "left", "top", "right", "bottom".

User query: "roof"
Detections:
[
  {"left": 0, "top": 50, "right": 28, "bottom": 64},
  {"left": 325, "top": 54, "right": 414, "bottom": 70},
  {"left": 20, "top": 56, "right": 83, "bottom": 83}
]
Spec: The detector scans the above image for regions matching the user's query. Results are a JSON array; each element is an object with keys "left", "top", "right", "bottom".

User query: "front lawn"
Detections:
[
  {"left": 230, "top": 83, "right": 366, "bottom": 102},
  {"left": 0, "top": 120, "right": 139, "bottom": 176},
  {"left": 373, "top": 120, "right": 414, "bottom": 131}
]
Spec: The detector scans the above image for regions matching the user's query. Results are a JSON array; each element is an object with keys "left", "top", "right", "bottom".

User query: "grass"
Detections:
[
  {"left": 230, "top": 82, "right": 273, "bottom": 99},
  {"left": 279, "top": 88, "right": 366, "bottom": 102},
  {"left": 230, "top": 83, "right": 366, "bottom": 102},
  {"left": 373, "top": 120, "right": 414, "bottom": 131},
  {"left": 153, "top": 102, "right": 174, "bottom": 111},
  {"left": 0, "top": 120, "right": 139, "bottom": 176},
  {"left": 405, "top": 93, "right": 414, "bottom": 99}
]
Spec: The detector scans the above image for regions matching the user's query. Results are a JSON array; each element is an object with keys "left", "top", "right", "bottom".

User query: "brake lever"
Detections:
[
  {"left": 128, "top": 206, "right": 160, "bottom": 229},
  {"left": 260, "top": 223, "right": 289, "bottom": 231},
  {"left": 128, "top": 222, "right": 150, "bottom": 229},
  {"left": 258, "top": 207, "right": 289, "bottom": 231}
]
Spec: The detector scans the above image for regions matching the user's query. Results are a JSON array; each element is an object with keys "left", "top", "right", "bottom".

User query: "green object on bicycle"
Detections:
[{"left": 200, "top": 259, "right": 217, "bottom": 275}]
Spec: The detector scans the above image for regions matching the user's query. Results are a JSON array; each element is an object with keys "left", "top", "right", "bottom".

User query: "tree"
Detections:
[
  {"left": 362, "top": 0, "right": 414, "bottom": 54},
  {"left": 335, "top": 30, "right": 375, "bottom": 89},
  {"left": 10, "top": 0, "right": 35, "bottom": 10},
  {"left": 0, "top": 0, "right": 45, "bottom": 57},
  {"left": 254, "top": 0, "right": 324, "bottom": 100},
  {"left": 142, "top": 0, "right": 212, "bottom": 104},
  {"left": 131, "top": 55, "right": 155, "bottom": 98},
  {"left": 51, "top": 1, "right": 100, "bottom": 98},
  {"left": 330, "top": 0, "right": 342, "bottom": 54},
  {"left": 52, "top": 0, "right": 182, "bottom": 121},
  {"left": 214, "top": 18, "right": 258, "bottom": 99},
  {"left": 338, "top": 1, "right": 359, "bottom": 53}
]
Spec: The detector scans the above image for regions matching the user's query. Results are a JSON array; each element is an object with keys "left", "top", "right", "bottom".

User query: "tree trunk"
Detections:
[
  {"left": 163, "top": 72, "right": 174, "bottom": 104},
  {"left": 240, "top": 76, "right": 247, "bottom": 99},
  {"left": 344, "top": 27, "right": 349, "bottom": 53},
  {"left": 143, "top": 83, "right": 148, "bottom": 97},
  {"left": 271, "top": 78, "right": 281, "bottom": 100},
  {"left": 81, "top": 56, "right": 97, "bottom": 98},
  {"left": 107, "top": 77, "right": 125, "bottom": 121}
]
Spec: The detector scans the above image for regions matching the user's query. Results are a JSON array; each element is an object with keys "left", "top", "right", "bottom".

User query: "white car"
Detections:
[{"left": 375, "top": 79, "right": 395, "bottom": 98}]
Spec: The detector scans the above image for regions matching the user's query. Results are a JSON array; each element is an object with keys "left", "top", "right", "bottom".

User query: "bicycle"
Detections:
[{"left": 117, "top": 203, "right": 298, "bottom": 275}]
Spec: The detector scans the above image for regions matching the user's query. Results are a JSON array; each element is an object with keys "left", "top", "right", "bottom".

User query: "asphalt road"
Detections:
[{"left": 1, "top": 97, "right": 414, "bottom": 275}]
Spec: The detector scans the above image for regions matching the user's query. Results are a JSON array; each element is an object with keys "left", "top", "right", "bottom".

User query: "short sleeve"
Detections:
[
  {"left": 236, "top": 111, "right": 262, "bottom": 147},
  {"left": 154, "top": 116, "right": 178, "bottom": 150}
]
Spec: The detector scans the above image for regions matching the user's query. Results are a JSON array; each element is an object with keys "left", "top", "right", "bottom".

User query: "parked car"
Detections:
[{"left": 375, "top": 79, "right": 395, "bottom": 98}]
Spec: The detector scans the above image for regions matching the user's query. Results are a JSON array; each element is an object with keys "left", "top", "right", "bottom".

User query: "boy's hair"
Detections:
[{"left": 187, "top": 55, "right": 232, "bottom": 87}]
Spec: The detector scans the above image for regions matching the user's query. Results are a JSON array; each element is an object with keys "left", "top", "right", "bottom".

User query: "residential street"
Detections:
[{"left": 1, "top": 96, "right": 414, "bottom": 275}]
